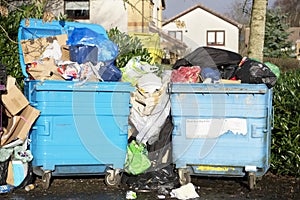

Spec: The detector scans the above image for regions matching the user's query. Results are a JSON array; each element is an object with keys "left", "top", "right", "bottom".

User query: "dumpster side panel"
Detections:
[
  {"left": 25, "top": 80, "right": 132, "bottom": 172},
  {"left": 170, "top": 83, "right": 273, "bottom": 177}
]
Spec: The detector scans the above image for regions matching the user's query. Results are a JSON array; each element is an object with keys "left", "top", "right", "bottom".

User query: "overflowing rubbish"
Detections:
[
  {"left": 19, "top": 20, "right": 120, "bottom": 83},
  {"left": 0, "top": 15, "right": 281, "bottom": 194},
  {"left": 235, "top": 57, "right": 277, "bottom": 88},
  {"left": 173, "top": 46, "right": 243, "bottom": 69},
  {"left": 157, "top": 194, "right": 166, "bottom": 199},
  {"left": 121, "top": 56, "right": 159, "bottom": 85},
  {"left": 171, "top": 66, "right": 201, "bottom": 83},
  {"left": 24, "top": 183, "right": 36, "bottom": 192},
  {"left": 171, "top": 46, "right": 279, "bottom": 88},
  {"left": 0, "top": 184, "right": 13, "bottom": 193},
  {"left": 124, "top": 140, "right": 151, "bottom": 175},
  {"left": 122, "top": 165, "right": 179, "bottom": 191},
  {"left": 0, "top": 64, "right": 37, "bottom": 191}
]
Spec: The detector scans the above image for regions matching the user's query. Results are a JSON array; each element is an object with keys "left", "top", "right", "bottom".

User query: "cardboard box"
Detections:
[
  {"left": 1, "top": 76, "right": 29, "bottom": 116},
  {"left": 20, "top": 34, "right": 68, "bottom": 64},
  {"left": 0, "top": 105, "right": 40, "bottom": 146}
]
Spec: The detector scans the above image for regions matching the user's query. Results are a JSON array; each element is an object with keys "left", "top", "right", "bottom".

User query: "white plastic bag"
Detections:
[{"left": 121, "top": 57, "right": 159, "bottom": 85}]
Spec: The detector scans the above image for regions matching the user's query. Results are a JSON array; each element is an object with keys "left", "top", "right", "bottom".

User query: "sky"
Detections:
[{"left": 163, "top": 0, "right": 276, "bottom": 19}]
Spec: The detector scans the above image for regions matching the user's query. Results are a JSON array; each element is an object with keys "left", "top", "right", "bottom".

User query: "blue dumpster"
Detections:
[
  {"left": 169, "top": 83, "right": 273, "bottom": 189},
  {"left": 18, "top": 19, "right": 133, "bottom": 189}
]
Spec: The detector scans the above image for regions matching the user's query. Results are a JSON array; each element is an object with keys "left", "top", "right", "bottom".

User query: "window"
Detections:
[
  {"left": 168, "top": 31, "right": 183, "bottom": 41},
  {"left": 64, "top": 0, "right": 90, "bottom": 20},
  {"left": 207, "top": 30, "right": 225, "bottom": 46}
]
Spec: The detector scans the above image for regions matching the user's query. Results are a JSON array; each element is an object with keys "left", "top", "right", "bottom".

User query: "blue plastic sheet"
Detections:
[
  {"left": 67, "top": 28, "right": 118, "bottom": 64},
  {"left": 201, "top": 67, "right": 221, "bottom": 82}
]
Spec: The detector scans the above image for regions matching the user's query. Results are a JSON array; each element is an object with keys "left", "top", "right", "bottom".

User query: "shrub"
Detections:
[
  {"left": 271, "top": 69, "right": 300, "bottom": 177},
  {"left": 0, "top": 3, "right": 45, "bottom": 87},
  {"left": 264, "top": 57, "right": 300, "bottom": 72},
  {"left": 107, "top": 27, "right": 152, "bottom": 68}
]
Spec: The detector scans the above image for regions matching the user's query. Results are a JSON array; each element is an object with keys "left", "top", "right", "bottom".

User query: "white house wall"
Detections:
[
  {"left": 163, "top": 8, "right": 240, "bottom": 53},
  {"left": 51, "top": 0, "right": 128, "bottom": 32},
  {"left": 89, "top": 0, "right": 127, "bottom": 32}
]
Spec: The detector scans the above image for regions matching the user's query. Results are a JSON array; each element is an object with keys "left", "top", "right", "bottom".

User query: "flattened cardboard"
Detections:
[
  {"left": 27, "top": 58, "right": 64, "bottom": 81},
  {"left": 6, "top": 161, "right": 14, "bottom": 185},
  {"left": 61, "top": 45, "right": 70, "bottom": 61},
  {"left": 1, "top": 105, "right": 40, "bottom": 146},
  {"left": 0, "top": 116, "right": 20, "bottom": 146},
  {"left": 20, "top": 34, "right": 68, "bottom": 64},
  {"left": 1, "top": 77, "right": 29, "bottom": 116}
]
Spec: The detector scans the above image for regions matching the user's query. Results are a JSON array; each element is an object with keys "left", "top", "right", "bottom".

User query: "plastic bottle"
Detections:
[
  {"left": 25, "top": 184, "right": 35, "bottom": 191},
  {"left": 0, "top": 185, "right": 13, "bottom": 193}
]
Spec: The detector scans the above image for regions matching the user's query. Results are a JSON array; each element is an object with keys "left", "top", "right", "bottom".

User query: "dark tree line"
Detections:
[{"left": 273, "top": 0, "right": 300, "bottom": 27}]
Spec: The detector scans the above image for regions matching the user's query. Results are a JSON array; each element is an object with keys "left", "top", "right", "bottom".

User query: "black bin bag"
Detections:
[
  {"left": 173, "top": 46, "right": 243, "bottom": 70},
  {"left": 235, "top": 58, "right": 277, "bottom": 88}
]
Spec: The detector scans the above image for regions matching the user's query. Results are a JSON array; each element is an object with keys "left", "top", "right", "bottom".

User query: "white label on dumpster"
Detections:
[{"left": 186, "top": 118, "right": 247, "bottom": 138}]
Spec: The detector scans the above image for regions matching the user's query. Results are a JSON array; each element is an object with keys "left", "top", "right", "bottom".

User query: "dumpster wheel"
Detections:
[
  {"left": 105, "top": 170, "right": 121, "bottom": 186},
  {"left": 248, "top": 172, "right": 256, "bottom": 190},
  {"left": 42, "top": 171, "right": 52, "bottom": 190},
  {"left": 178, "top": 168, "right": 191, "bottom": 185}
]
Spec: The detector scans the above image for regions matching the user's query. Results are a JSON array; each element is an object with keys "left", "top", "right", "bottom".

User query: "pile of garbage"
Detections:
[
  {"left": 21, "top": 27, "right": 121, "bottom": 83},
  {"left": 170, "top": 46, "right": 279, "bottom": 88},
  {"left": 120, "top": 47, "right": 280, "bottom": 199},
  {"left": 1, "top": 17, "right": 281, "bottom": 198},
  {"left": 0, "top": 73, "right": 39, "bottom": 193}
]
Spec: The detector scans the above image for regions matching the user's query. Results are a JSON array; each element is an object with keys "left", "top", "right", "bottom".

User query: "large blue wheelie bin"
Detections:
[
  {"left": 18, "top": 18, "right": 133, "bottom": 189},
  {"left": 169, "top": 83, "right": 273, "bottom": 189}
]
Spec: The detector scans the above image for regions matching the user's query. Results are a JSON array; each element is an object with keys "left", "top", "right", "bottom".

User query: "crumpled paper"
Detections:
[{"left": 170, "top": 183, "right": 200, "bottom": 200}]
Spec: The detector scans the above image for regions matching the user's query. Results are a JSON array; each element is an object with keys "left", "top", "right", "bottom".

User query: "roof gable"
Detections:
[{"left": 163, "top": 3, "right": 242, "bottom": 29}]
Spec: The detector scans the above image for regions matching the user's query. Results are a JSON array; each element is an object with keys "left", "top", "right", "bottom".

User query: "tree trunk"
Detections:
[{"left": 247, "top": 0, "right": 268, "bottom": 61}]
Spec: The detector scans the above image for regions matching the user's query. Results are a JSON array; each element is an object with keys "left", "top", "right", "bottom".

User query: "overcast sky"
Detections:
[{"left": 163, "top": 0, "right": 276, "bottom": 19}]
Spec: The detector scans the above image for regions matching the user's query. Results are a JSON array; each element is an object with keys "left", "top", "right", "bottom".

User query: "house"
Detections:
[
  {"left": 42, "top": 0, "right": 167, "bottom": 33},
  {"left": 162, "top": 4, "right": 242, "bottom": 54}
]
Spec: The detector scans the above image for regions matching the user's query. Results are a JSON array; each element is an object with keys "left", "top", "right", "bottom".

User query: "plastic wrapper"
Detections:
[
  {"left": 121, "top": 57, "right": 159, "bottom": 85},
  {"left": 171, "top": 66, "right": 201, "bottom": 83},
  {"left": 124, "top": 140, "right": 151, "bottom": 175},
  {"left": 132, "top": 86, "right": 171, "bottom": 145},
  {"left": 67, "top": 27, "right": 118, "bottom": 64}
]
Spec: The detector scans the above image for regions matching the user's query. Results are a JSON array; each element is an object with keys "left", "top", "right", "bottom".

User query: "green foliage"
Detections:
[
  {"left": 107, "top": 27, "right": 151, "bottom": 68},
  {"left": 271, "top": 69, "right": 300, "bottom": 177},
  {"left": 0, "top": 3, "right": 45, "bottom": 87},
  {"left": 264, "top": 57, "right": 300, "bottom": 72},
  {"left": 264, "top": 9, "right": 294, "bottom": 58}
]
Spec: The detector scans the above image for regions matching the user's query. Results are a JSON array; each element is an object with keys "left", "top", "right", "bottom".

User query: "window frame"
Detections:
[
  {"left": 168, "top": 30, "right": 183, "bottom": 41},
  {"left": 207, "top": 30, "right": 225, "bottom": 46},
  {"left": 64, "top": 0, "right": 90, "bottom": 20}
]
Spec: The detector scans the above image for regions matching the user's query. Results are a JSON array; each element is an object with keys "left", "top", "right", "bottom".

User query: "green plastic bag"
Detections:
[
  {"left": 264, "top": 62, "right": 280, "bottom": 78},
  {"left": 124, "top": 140, "right": 151, "bottom": 175}
]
